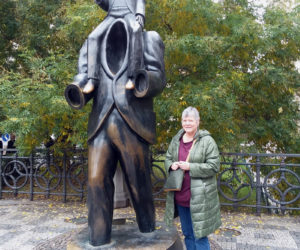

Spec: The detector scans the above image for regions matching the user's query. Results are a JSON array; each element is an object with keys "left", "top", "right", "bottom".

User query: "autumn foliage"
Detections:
[{"left": 0, "top": 0, "right": 299, "bottom": 153}]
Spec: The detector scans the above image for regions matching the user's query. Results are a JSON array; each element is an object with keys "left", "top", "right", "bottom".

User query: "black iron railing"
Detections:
[
  {"left": 0, "top": 148, "right": 87, "bottom": 202},
  {"left": 218, "top": 152, "right": 300, "bottom": 214},
  {"left": 1, "top": 149, "right": 299, "bottom": 214}
]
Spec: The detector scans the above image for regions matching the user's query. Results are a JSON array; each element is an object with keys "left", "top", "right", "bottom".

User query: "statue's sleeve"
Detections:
[
  {"left": 64, "top": 40, "right": 93, "bottom": 110},
  {"left": 136, "top": 0, "right": 145, "bottom": 17},
  {"left": 76, "top": 39, "right": 88, "bottom": 82},
  {"left": 134, "top": 31, "right": 166, "bottom": 98}
]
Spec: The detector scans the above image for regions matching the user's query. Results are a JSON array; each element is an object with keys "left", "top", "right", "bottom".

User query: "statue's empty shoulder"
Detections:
[{"left": 144, "top": 31, "right": 163, "bottom": 46}]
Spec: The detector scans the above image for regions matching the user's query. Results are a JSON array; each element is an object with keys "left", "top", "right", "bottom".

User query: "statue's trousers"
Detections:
[{"left": 87, "top": 108, "right": 155, "bottom": 245}]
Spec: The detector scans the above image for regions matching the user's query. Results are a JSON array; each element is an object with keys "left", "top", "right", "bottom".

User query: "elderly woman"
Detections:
[{"left": 164, "top": 107, "right": 221, "bottom": 250}]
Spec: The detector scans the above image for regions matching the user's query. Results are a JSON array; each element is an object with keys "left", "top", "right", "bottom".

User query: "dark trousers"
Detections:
[{"left": 87, "top": 108, "right": 155, "bottom": 246}]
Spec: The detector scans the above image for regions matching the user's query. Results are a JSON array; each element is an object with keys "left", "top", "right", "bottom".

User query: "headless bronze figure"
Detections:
[{"left": 65, "top": 0, "right": 166, "bottom": 246}]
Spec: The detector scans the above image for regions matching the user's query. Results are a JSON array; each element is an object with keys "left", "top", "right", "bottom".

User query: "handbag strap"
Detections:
[{"left": 185, "top": 139, "right": 196, "bottom": 162}]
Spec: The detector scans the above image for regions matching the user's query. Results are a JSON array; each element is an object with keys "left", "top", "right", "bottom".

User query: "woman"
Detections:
[{"left": 164, "top": 107, "right": 221, "bottom": 250}]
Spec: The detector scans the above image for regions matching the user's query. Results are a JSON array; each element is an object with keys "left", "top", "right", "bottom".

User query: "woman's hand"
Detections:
[
  {"left": 178, "top": 161, "right": 190, "bottom": 171},
  {"left": 170, "top": 162, "right": 180, "bottom": 170}
]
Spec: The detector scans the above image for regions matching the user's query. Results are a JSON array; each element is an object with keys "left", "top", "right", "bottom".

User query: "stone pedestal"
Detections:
[
  {"left": 113, "top": 165, "right": 130, "bottom": 208},
  {"left": 67, "top": 221, "right": 183, "bottom": 250}
]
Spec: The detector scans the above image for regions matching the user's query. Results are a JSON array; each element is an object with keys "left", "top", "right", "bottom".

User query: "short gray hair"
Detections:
[{"left": 181, "top": 106, "right": 200, "bottom": 121}]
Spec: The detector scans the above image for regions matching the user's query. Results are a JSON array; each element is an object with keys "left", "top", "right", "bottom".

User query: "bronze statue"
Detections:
[{"left": 65, "top": 0, "right": 166, "bottom": 246}]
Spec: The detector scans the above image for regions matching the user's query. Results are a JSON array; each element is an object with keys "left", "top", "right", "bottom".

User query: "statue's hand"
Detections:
[
  {"left": 83, "top": 79, "right": 95, "bottom": 94},
  {"left": 135, "top": 14, "right": 144, "bottom": 29}
]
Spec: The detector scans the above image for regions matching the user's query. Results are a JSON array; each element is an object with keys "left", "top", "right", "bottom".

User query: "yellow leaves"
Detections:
[
  {"left": 180, "top": 101, "right": 187, "bottom": 106},
  {"left": 231, "top": 71, "right": 245, "bottom": 81},
  {"left": 9, "top": 117, "right": 18, "bottom": 121},
  {"left": 155, "top": 226, "right": 162, "bottom": 230},
  {"left": 41, "top": 114, "right": 55, "bottom": 128},
  {"left": 203, "top": 95, "right": 212, "bottom": 100},
  {"left": 20, "top": 102, "right": 30, "bottom": 108},
  {"left": 240, "top": 50, "right": 249, "bottom": 60},
  {"left": 24, "top": 135, "right": 38, "bottom": 149},
  {"left": 64, "top": 217, "right": 71, "bottom": 222},
  {"left": 185, "top": 54, "right": 190, "bottom": 62},
  {"left": 62, "top": 131, "right": 69, "bottom": 136},
  {"left": 48, "top": 203, "right": 53, "bottom": 208},
  {"left": 72, "top": 16, "right": 83, "bottom": 24},
  {"left": 226, "top": 128, "right": 234, "bottom": 134},
  {"left": 179, "top": 96, "right": 187, "bottom": 106},
  {"left": 220, "top": 24, "right": 230, "bottom": 36},
  {"left": 55, "top": 99, "right": 69, "bottom": 106},
  {"left": 278, "top": 107, "right": 283, "bottom": 114},
  {"left": 161, "top": 0, "right": 169, "bottom": 8}
]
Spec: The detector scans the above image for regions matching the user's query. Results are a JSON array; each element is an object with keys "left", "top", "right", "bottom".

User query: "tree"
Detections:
[
  {"left": 0, "top": 0, "right": 299, "bottom": 153},
  {"left": 0, "top": 0, "right": 102, "bottom": 151},
  {"left": 147, "top": 0, "right": 300, "bottom": 153},
  {"left": 0, "top": 0, "right": 19, "bottom": 69}
]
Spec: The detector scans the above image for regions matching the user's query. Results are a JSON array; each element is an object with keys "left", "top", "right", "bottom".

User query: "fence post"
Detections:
[
  {"left": 30, "top": 152, "right": 34, "bottom": 201},
  {"left": 46, "top": 149, "right": 50, "bottom": 198},
  {"left": 63, "top": 150, "right": 67, "bottom": 203},
  {"left": 14, "top": 151, "right": 18, "bottom": 197},
  {"left": 255, "top": 156, "right": 262, "bottom": 216},
  {"left": 280, "top": 159, "right": 286, "bottom": 214},
  {"left": 80, "top": 153, "right": 85, "bottom": 202},
  {"left": 232, "top": 157, "right": 238, "bottom": 212}
]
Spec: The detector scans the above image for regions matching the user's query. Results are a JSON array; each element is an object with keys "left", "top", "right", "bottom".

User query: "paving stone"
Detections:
[
  {"left": 254, "top": 233, "right": 275, "bottom": 239},
  {"left": 0, "top": 224, "right": 19, "bottom": 230},
  {"left": 236, "top": 244, "right": 297, "bottom": 250},
  {"left": 290, "top": 231, "right": 300, "bottom": 242},
  {"left": 244, "top": 223, "right": 260, "bottom": 228},
  {"left": 0, "top": 231, "right": 24, "bottom": 243},
  {"left": 0, "top": 210, "right": 9, "bottom": 216},
  {"left": 11, "top": 214, "right": 25, "bottom": 220},
  {"left": 213, "top": 235, "right": 237, "bottom": 242},
  {"left": 262, "top": 224, "right": 288, "bottom": 230},
  {"left": 290, "top": 231, "right": 300, "bottom": 249},
  {"left": 218, "top": 241, "right": 237, "bottom": 249},
  {"left": 0, "top": 199, "right": 299, "bottom": 250}
]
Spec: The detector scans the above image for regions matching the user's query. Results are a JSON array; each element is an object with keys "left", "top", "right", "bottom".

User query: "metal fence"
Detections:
[
  {"left": 1, "top": 149, "right": 299, "bottom": 214},
  {"left": 218, "top": 152, "right": 300, "bottom": 214},
  {"left": 0, "top": 148, "right": 87, "bottom": 202}
]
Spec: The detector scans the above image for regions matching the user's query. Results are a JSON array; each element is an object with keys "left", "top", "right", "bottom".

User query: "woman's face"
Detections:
[{"left": 181, "top": 115, "right": 199, "bottom": 135}]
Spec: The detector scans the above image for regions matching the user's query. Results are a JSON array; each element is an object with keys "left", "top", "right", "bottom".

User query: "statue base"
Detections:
[{"left": 67, "top": 220, "right": 183, "bottom": 250}]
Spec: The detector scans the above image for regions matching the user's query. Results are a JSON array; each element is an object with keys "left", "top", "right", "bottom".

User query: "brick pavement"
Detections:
[
  {"left": 0, "top": 199, "right": 86, "bottom": 250},
  {"left": 0, "top": 199, "right": 299, "bottom": 250},
  {"left": 210, "top": 212, "right": 300, "bottom": 250}
]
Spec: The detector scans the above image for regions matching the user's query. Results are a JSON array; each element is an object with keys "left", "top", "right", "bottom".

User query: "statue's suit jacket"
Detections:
[
  {"left": 95, "top": 0, "right": 145, "bottom": 16},
  {"left": 72, "top": 19, "right": 165, "bottom": 144}
]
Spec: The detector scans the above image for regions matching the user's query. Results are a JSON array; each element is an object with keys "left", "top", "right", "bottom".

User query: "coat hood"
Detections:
[{"left": 174, "top": 129, "right": 211, "bottom": 141}]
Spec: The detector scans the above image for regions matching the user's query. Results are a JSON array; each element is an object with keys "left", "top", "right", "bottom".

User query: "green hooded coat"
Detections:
[{"left": 164, "top": 129, "right": 221, "bottom": 239}]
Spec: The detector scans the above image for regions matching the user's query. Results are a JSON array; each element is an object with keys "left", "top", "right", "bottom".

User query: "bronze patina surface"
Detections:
[{"left": 65, "top": 0, "right": 165, "bottom": 246}]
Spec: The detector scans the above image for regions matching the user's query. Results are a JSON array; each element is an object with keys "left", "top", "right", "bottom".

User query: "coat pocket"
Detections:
[{"left": 204, "top": 178, "right": 218, "bottom": 200}]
